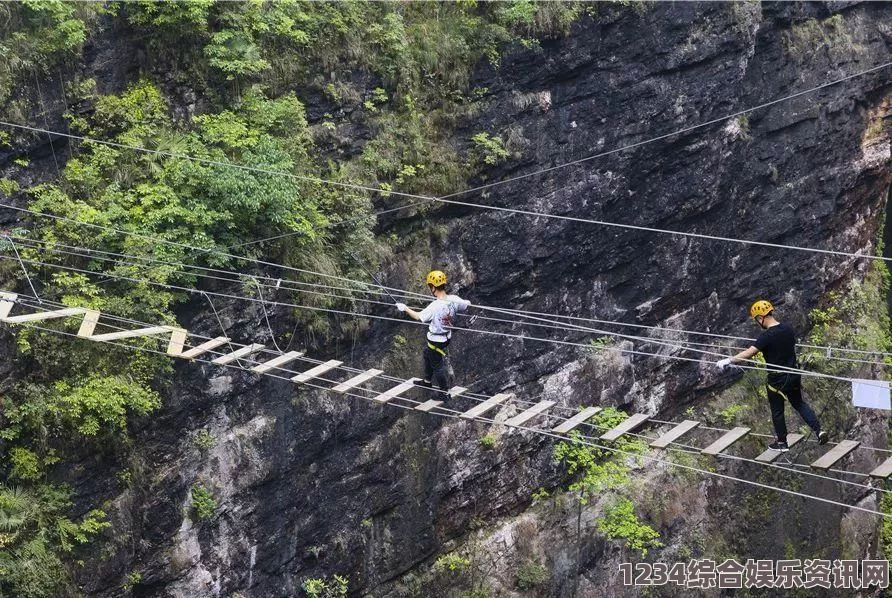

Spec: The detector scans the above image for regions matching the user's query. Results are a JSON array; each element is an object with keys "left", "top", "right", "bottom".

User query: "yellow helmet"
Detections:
[
  {"left": 749, "top": 299, "right": 774, "bottom": 318},
  {"left": 426, "top": 270, "right": 447, "bottom": 287}
]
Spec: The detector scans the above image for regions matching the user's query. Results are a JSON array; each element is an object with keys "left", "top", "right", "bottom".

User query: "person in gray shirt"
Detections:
[{"left": 396, "top": 270, "right": 470, "bottom": 397}]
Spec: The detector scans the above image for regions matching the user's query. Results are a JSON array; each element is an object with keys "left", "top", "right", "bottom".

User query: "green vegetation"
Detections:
[
  {"left": 515, "top": 558, "right": 548, "bottom": 590},
  {"left": 468, "top": 132, "right": 510, "bottom": 167},
  {"left": 302, "top": 574, "right": 348, "bottom": 598},
  {"left": 434, "top": 552, "right": 472, "bottom": 574},
  {"left": 479, "top": 433, "right": 497, "bottom": 449},
  {"left": 194, "top": 429, "right": 215, "bottom": 453},
  {"left": 190, "top": 484, "right": 217, "bottom": 522},
  {"left": 715, "top": 402, "right": 748, "bottom": 426},
  {"left": 596, "top": 497, "right": 663, "bottom": 557}
]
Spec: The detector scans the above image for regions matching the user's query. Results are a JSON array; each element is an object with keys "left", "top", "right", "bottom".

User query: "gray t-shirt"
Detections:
[{"left": 418, "top": 294, "right": 470, "bottom": 342}]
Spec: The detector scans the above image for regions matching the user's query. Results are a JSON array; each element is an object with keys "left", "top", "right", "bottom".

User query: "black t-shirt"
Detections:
[{"left": 753, "top": 323, "right": 797, "bottom": 383}]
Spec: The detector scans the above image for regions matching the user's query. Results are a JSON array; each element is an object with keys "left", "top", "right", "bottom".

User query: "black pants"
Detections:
[
  {"left": 423, "top": 339, "right": 451, "bottom": 392},
  {"left": 767, "top": 374, "right": 820, "bottom": 440}
]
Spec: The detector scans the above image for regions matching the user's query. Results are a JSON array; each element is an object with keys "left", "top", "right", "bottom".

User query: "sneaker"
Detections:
[
  {"left": 768, "top": 441, "right": 789, "bottom": 452},
  {"left": 817, "top": 430, "right": 829, "bottom": 445}
]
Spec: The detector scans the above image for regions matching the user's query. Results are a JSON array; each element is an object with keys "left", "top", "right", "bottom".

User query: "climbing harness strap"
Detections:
[{"left": 427, "top": 342, "right": 447, "bottom": 357}]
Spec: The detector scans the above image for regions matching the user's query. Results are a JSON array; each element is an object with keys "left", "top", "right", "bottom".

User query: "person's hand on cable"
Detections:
[
  {"left": 395, "top": 302, "right": 407, "bottom": 312},
  {"left": 716, "top": 357, "right": 733, "bottom": 371}
]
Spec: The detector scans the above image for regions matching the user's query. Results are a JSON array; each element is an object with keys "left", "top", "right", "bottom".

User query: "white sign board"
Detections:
[{"left": 851, "top": 379, "right": 891, "bottom": 410}]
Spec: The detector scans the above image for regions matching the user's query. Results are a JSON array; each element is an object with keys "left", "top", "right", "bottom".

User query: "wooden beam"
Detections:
[
  {"left": 460, "top": 393, "right": 511, "bottom": 420},
  {"left": 332, "top": 369, "right": 383, "bottom": 394},
  {"left": 650, "top": 420, "right": 700, "bottom": 449},
  {"left": 211, "top": 343, "right": 264, "bottom": 365},
  {"left": 811, "top": 439, "right": 860, "bottom": 470},
  {"left": 0, "top": 292, "right": 17, "bottom": 319},
  {"left": 701, "top": 427, "right": 750, "bottom": 456},
  {"left": 600, "top": 413, "right": 650, "bottom": 441},
  {"left": 869, "top": 456, "right": 892, "bottom": 479},
  {"left": 90, "top": 325, "right": 175, "bottom": 342},
  {"left": 552, "top": 406, "right": 602, "bottom": 434},
  {"left": 754, "top": 434, "right": 805, "bottom": 463},
  {"left": 166, "top": 328, "right": 188, "bottom": 356},
  {"left": 505, "top": 400, "right": 556, "bottom": 428},
  {"left": 77, "top": 310, "right": 100, "bottom": 338},
  {"left": 371, "top": 378, "right": 421, "bottom": 404},
  {"left": 415, "top": 399, "right": 443, "bottom": 412},
  {"left": 178, "top": 336, "right": 231, "bottom": 360},
  {"left": 3, "top": 307, "right": 87, "bottom": 324},
  {"left": 447, "top": 386, "right": 468, "bottom": 398},
  {"left": 291, "top": 360, "right": 343, "bottom": 384},
  {"left": 251, "top": 351, "right": 303, "bottom": 374}
]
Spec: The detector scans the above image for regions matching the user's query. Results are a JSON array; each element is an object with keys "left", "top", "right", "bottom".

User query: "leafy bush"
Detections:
[
  {"left": 190, "top": 484, "right": 217, "bottom": 522},
  {"left": 302, "top": 574, "right": 348, "bottom": 598},
  {"left": 596, "top": 497, "right": 663, "bottom": 557},
  {"left": 515, "top": 559, "right": 548, "bottom": 590},
  {"left": 433, "top": 552, "right": 472, "bottom": 574},
  {"left": 479, "top": 434, "right": 497, "bottom": 449},
  {"left": 469, "top": 132, "right": 510, "bottom": 167}
]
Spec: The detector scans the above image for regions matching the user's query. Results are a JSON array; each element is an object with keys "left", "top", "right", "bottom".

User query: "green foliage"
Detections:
[
  {"left": 433, "top": 552, "right": 472, "bottom": 574},
  {"left": 0, "top": 484, "right": 109, "bottom": 597},
  {"left": 596, "top": 497, "right": 663, "bottom": 557},
  {"left": 123, "top": 570, "right": 143, "bottom": 591},
  {"left": 468, "top": 132, "right": 509, "bottom": 167},
  {"left": 515, "top": 559, "right": 548, "bottom": 590},
  {"left": 190, "top": 484, "right": 217, "bottom": 522},
  {"left": 715, "top": 402, "right": 747, "bottom": 426},
  {"left": 881, "top": 492, "right": 892, "bottom": 559},
  {"left": 194, "top": 429, "right": 215, "bottom": 453},
  {"left": 9, "top": 447, "right": 41, "bottom": 481},
  {"left": 479, "top": 434, "right": 497, "bottom": 449},
  {"left": 0, "top": 177, "right": 20, "bottom": 195},
  {"left": 49, "top": 376, "right": 161, "bottom": 437},
  {"left": 301, "top": 574, "right": 348, "bottom": 598}
]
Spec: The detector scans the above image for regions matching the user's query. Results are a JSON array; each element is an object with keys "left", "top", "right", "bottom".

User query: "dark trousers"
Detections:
[
  {"left": 423, "top": 339, "right": 451, "bottom": 392},
  {"left": 766, "top": 374, "right": 821, "bottom": 440}
]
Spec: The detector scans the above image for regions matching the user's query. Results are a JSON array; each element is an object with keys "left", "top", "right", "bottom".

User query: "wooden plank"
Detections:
[
  {"left": 811, "top": 439, "right": 860, "bottom": 470},
  {"left": 553, "top": 407, "right": 602, "bottom": 434},
  {"left": 166, "top": 328, "right": 188, "bottom": 356},
  {"left": 505, "top": 400, "right": 556, "bottom": 428},
  {"left": 754, "top": 433, "right": 805, "bottom": 463},
  {"left": 0, "top": 292, "right": 17, "bottom": 319},
  {"left": 179, "top": 336, "right": 231, "bottom": 360},
  {"left": 90, "top": 325, "right": 174, "bottom": 342},
  {"left": 211, "top": 343, "right": 264, "bottom": 365},
  {"left": 600, "top": 413, "right": 650, "bottom": 441},
  {"left": 372, "top": 378, "right": 421, "bottom": 404},
  {"left": 869, "top": 456, "right": 892, "bottom": 479},
  {"left": 3, "top": 307, "right": 87, "bottom": 324},
  {"left": 291, "top": 359, "right": 343, "bottom": 384},
  {"left": 650, "top": 420, "right": 700, "bottom": 449},
  {"left": 415, "top": 399, "right": 443, "bottom": 412},
  {"left": 460, "top": 393, "right": 511, "bottom": 420},
  {"left": 251, "top": 351, "right": 304, "bottom": 374},
  {"left": 701, "top": 426, "right": 750, "bottom": 456},
  {"left": 447, "top": 386, "right": 468, "bottom": 398},
  {"left": 77, "top": 310, "right": 100, "bottom": 338},
  {"left": 332, "top": 369, "right": 383, "bottom": 394}
]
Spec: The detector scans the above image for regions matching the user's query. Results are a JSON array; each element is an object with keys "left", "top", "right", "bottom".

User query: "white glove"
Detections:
[
  {"left": 395, "top": 303, "right": 407, "bottom": 312},
  {"left": 716, "top": 358, "right": 732, "bottom": 371}
]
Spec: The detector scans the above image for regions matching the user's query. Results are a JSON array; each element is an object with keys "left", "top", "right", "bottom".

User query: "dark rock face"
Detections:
[{"left": 10, "top": 2, "right": 890, "bottom": 597}]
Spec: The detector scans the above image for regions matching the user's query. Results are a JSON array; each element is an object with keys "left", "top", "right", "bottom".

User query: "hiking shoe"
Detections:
[
  {"left": 817, "top": 430, "right": 829, "bottom": 445},
  {"left": 768, "top": 441, "right": 789, "bottom": 452}
]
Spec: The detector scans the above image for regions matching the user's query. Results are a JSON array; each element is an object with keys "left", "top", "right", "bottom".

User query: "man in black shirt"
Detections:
[{"left": 716, "top": 299, "right": 828, "bottom": 451}]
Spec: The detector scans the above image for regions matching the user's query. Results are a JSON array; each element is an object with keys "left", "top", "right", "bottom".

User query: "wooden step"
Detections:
[
  {"left": 869, "top": 456, "right": 892, "bottom": 479},
  {"left": 0, "top": 292, "right": 17, "bottom": 318},
  {"left": 178, "top": 336, "right": 231, "bottom": 360},
  {"left": 332, "top": 369, "right": 383, "bottom": 394},
  {"left": 600, "top": 413, "right": 650, "bottom": 441},
  {"left": 291, "top": 360, "right": 343, "bottom": 384},
  {"left": 505, "top": 400, "right": 556, "bottom": 428},
  {"left": 701, "top": 427, "right": 750, "bottom": 456},
  {"left": 460, "top": 393, "right": 511, "bottom": 420},
  {"left": 811, "top": 439, "right": 860, "bottom": 470},
  {"left": 552, "top": 406, "right": 602, "bottom": 434},
  {"left": 754, "top": 434, "right": 805, "bottom": 463},
  {"left": 650, "top": 420, "right": 700, "bottom": 449},
  {"left": 211, "top": 343, "right": 264, "bottom": 365},
  {"left": 90, "top": 325, "right": 176, "bottom": 342},
  {"left": 77, "top": 310, "right": 101, "bottom": 338},
  {"left": 252, "top": 351, "right": 304, "bottom": 374},
  {"left": 415, "top": 399, "right": 443, "bottom": 412},
  {"left": 372, "top": 378, "right": 421, "bottom": 404},
  {"left": 447, "top": 386, "right": 468, "bottom": 399},
  {"left": 166, "top": 328, "right": 188, "bottom": 356},
  {"left": 3, "top": 307, "right": 87, "bottom": 324}
]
